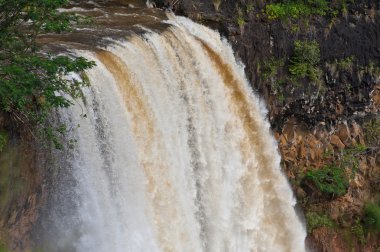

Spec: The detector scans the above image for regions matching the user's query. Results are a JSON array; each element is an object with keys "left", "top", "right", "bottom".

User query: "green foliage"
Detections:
[
  {"left": 306, "top": 212, "right": 335, "bottom": 233},
  {"left": 337, "top": 56, "right": 355, "bottom": 71},
  {"left": 333, "top": 0, "right": 354, "bottom": 16},
  {"left": 367, "top": 62, "right": 380, "bottom": 77},
  {"left": 265, "top": 0, "right": 330, "bottom": 20},
  {"left": 364, "top": 203, "right": 380, "bottom": 231},
  {"left": 289, "top": 40, "right": 321, "bottom": 81},
  {"left": 305, "top": 165, "right": 349, "bottom": 197},
  {"left": 352, "top": 219, "right": 366, "bottom": 245},
  {"left": 0, "top": 244, "right": 8, "bottom": 252},
  {"left": 0, "top": 0, "right": 95, "bottom": 147},
  {"left": 0, "top": 131, "right": 7, "bottom": 152},
  {"left": 262, "top": 57, "right": 285, "bottom": 79},
  {"left": 236, "top": 7, "right": 245, "bottom": 27}
]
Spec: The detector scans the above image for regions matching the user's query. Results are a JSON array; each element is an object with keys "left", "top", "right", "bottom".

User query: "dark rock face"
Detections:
[
  {"left": 175, "top": 0, "right": 380, "bottom": 127},
  {"left": 175, "top": 0, "right": 380, "bottom": 251}
]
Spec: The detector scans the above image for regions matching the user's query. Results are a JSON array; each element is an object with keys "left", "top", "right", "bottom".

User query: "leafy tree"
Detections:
[
  {"left": 289, "top": 40, "right": 321, "bottom": 81},
  {"left": 0, "top": 0, "right": 95, "bottom": 147}
]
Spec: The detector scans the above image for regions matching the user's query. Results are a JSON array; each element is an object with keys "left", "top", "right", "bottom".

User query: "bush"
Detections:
[
  {"left": 364, "top": 203, "right": 380, "bottom": 231},
  {"left": 337, "top": 56, "right": 355, "bottom": 71},
  {"left": 306, "top": 212, "right": 335, "bottom": 233},
  {"left": 305, "top": 165, "right": 349, "bottom": 197},
  {"left": 289, "top": 40, "right": 321, "bottom": 81},
  {"left": 262, "top": 57, "right": 285, "bottom": 79},
  {"left": 265, "top": 0, "right": 330, "bottom": 20},
  {"left": 351, "top": 219, "right": 366, "bottom": 244}
]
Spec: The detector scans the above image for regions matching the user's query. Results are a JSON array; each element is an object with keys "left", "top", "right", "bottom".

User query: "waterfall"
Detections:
[{"left": 42, "top": 15, "right": 306, "bottom": 252}]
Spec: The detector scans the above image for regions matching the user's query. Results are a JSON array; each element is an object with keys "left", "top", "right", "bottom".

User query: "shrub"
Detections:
[
  {"left": 364, "top": 203, "right": 380, "bottom": 231},
  {"left": 305, "top": 165, "right": 349, "bottom": 197},
  {"left": 337, "top": 56, "right": 355, "bottom": 71},
  {"left": 265, "top": 0, "right": 330, "bottom": 20},
  {"left": 289, "top": 40, "right": 321, "bottom": 81},
  {"left": 306, "top": 212, "right": 335, "bottom": 233},
  {"left": 352, "top": 219, "right": 366, "bottom": 244},
  {"left": 262, "top": 57, "right": 285, "bottom": 79}
]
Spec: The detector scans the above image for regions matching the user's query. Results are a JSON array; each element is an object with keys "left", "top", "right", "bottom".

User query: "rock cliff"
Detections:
[{"left": 172, "top": 0, "right": 380, "bottom": 250}]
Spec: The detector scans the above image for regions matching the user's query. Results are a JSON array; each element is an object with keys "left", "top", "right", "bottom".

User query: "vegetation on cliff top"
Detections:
[
  {"left": 0, "top": 0, "right": 94, "bottom": 148},
  {"left": 265, "top": 0, "right": 330, "bottom": 20}
]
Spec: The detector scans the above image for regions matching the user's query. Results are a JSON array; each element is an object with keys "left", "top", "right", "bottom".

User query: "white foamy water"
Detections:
[{"left": 45, "top": 16, "right": 306, "bottom": 252}]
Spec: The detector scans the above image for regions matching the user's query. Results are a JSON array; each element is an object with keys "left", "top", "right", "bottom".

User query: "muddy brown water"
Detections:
[{"left": 39, "top": 0, "right": 169, "bottom": 52}]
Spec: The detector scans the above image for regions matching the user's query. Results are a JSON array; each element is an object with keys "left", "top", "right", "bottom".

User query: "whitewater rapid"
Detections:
[{"left": 44, "top": 16, "right": 306, "bottom": 252}]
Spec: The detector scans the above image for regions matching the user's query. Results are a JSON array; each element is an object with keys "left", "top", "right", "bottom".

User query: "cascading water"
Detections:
[{"left": 40, "top": 13, "right": 307, "bottom": 252}]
